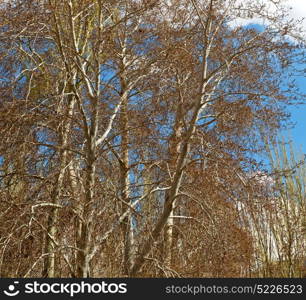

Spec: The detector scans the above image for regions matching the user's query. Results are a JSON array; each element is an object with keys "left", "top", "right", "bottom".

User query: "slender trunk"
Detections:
[
  {"left": 120, "top": 161, "right": 134, "bottom": 275},
  {"left": 164, "top": 87, "right": 184, "bottom": 270},
  {"left": 164, "top": 203, "right": 175, "bottom": 269},
  {"left": 43, "top": 91, "right": 75, "bottom": 278},
  {"left": 130, "top": 115, "right": 196, "bottom": 276},
  {"left": 76, "top": 114, "right": 97, "bottom": 278},
  {"left": 119, "top": 77, "right": 135, "bottom": 276}
]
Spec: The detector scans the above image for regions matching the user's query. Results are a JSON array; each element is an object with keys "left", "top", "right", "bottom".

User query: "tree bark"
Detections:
[{"left": 43, "top": 90, "right": 75, "bottom": 278}]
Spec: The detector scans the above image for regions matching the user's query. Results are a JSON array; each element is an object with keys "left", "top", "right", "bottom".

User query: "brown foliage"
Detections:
[{"left": 0, "top": 0, "right": 305, "bottom": 277}]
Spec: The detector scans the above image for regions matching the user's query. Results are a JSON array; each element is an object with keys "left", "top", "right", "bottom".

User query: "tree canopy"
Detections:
[{"left": 0, "top": 0, "right": 305, "bottom": 277}]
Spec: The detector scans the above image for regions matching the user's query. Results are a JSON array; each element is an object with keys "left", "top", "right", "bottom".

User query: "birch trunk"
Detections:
[
  {"left": 119, "top": 121, "right": 134, "bottom": 275},
  {"left": 75, "top": 81, "right": 100, "bottom": 276},
  {"left": 164, "top": 93, "right": 184, "bottom": 270},
  {"left": 119, "top": 52, "right": 135, "bottom": 276},
  {"left": 130, "top": 99, "right": 204, "bottom": 275},
  {"left": 43, "top": 91, "right": 75, "bottom": 278}
]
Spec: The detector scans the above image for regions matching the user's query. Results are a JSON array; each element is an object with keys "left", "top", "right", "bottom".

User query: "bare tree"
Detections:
[{"left": 0, "top": 0, "right": 305, "bottom": 278}]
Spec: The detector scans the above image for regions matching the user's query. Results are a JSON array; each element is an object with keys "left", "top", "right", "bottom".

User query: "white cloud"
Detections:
[
  {"left": 286, "top": 0, "right": 306, "bottom": 35},
  {"left": 287, "top": 0, "right": 306, "bottom": 20},
  {"left": 232, "top": 0, "right": 306, "bottom": 32}
]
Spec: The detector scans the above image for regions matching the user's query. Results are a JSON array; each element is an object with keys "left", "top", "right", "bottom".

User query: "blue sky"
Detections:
[
  {"left": 286, "top": 95, "right": 306, "bottom": 153},
  {"left": 235, "top": 0, "right": 306, "bottom": 155},
  {"left": 281, "top": 56, "right": 306, "bottom": 154}
]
